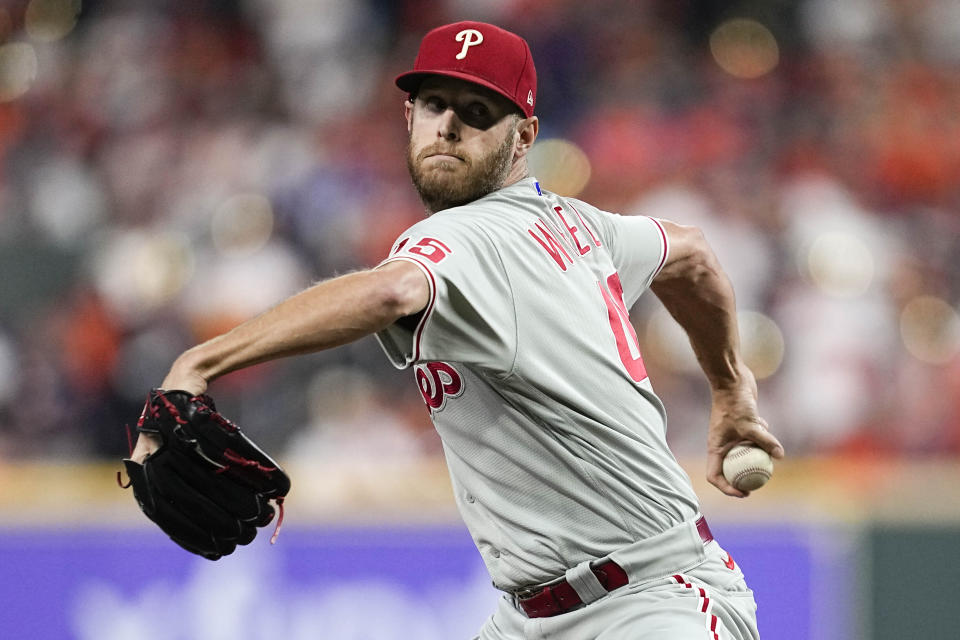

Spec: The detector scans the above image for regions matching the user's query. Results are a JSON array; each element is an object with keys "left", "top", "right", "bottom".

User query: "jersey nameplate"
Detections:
[{"left": 527, "top": 204, "right": 601, "bottom": 271}]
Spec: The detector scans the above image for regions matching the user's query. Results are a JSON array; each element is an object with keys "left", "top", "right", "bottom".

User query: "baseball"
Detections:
[{"left": 722, "top": 443, "right": 774, "bottom": 492}]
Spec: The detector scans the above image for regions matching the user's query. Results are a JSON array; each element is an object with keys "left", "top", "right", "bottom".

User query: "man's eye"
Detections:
[
  {"left": 467, "top": 102, "right": 489, "bottom": 118},
  {"left": 424, "top": 96, "right": 446, "bottom": 112}
]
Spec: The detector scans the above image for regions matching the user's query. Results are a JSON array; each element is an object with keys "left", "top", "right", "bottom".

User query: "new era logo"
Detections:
[{"left": 527, "top": 90, "right": 534, "bottom": 106}]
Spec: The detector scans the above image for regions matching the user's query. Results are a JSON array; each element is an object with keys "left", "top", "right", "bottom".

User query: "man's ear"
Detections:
[
  {"left": 514, "top": 116, "right": 539, "bottom": 159},
  {"left": 404, "top": 99, "right": 414, "bottom": 133}
]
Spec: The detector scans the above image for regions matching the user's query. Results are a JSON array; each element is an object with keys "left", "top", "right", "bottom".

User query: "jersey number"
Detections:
[
  {"left": 408, "top": 237, "right": 451, "bottom": 263},
  {"left": 599, "top": 272, "right": 648, "bottom": 382}
]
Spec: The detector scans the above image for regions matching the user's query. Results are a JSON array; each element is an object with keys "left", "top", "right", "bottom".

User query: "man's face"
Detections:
[{"left": 406, "top": 76, "right": 520, "bottom": 214}]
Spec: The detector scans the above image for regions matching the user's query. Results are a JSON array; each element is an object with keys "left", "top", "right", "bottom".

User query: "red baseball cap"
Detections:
[{"left": 396, "top": 21, "right": 537, "bottom": 118}]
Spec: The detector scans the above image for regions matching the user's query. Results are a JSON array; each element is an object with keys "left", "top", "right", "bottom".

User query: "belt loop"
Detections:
[
  {"left": 695, "top": 515, "right": 714, "bottom": 544},
  {"left": 564, "top": 560, "right": 608, "bottom": 605}
]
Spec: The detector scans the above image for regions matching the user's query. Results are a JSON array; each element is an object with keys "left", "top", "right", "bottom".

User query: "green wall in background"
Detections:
[{"left": 868, "top": 524, "right": 960, "bottom": 639}]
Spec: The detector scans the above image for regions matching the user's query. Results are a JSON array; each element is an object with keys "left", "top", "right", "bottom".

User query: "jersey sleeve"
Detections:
[
  {"left": 375, "top": 214, "right": 516, "bottom": 371},
  {"left": 570, "top": 200, "right": 669, "bottom": 308}
]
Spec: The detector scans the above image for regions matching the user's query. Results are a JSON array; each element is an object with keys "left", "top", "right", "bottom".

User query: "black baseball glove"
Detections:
[{"left": 119, "top": 389, "right": 291, "bottom": 560}]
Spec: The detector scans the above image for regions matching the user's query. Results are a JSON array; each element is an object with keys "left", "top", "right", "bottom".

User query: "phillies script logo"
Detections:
[
  {"left": 415, "top": 362, "right": 463, "bottom": 411},
  {"left": 455, "top": 28, "right": 483, "bottom": 60}
]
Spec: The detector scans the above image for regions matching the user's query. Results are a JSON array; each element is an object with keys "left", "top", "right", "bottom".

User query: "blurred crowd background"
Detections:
[{"left": 1, "top": 0, "right": 959, "bottom": 463}]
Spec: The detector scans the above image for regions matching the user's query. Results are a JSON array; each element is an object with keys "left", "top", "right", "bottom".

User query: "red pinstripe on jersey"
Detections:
[
  {"left": 380, "top": 255, "right": 437, "bottom": 364},
  {"left": 672, "top": 574, "right": 720, "bottom": 640},
  {"left": 648, "top": 217, "right": 669, "bottom": 279}
]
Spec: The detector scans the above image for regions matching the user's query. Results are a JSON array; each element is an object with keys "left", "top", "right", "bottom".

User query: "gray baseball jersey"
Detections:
[{"left": 376, "top": 177, "right": 700, "bottom": 591}]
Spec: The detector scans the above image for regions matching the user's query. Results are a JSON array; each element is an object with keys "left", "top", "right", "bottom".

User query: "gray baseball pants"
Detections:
[{"left": 475, "top": 518, "right": 761, "bottom": 640}]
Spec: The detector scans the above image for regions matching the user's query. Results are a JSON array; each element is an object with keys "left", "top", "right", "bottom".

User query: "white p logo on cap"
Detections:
[{"left": 455, "top": 29, "right": 484, "bottom": 59}]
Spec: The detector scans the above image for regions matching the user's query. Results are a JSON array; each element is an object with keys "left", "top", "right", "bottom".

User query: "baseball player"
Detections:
[{"left": 131, "top": 21, "right": 784, "bottom": 639}]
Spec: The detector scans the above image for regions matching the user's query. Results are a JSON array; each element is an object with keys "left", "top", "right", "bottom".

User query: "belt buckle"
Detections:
[
  {"left": 513, "top": 584, "right": 542, "bottom": 600},
  {"left": 513, "top": 573, "right": 564, "bottom": 601},
  {"left": 513, "top": 587, "right": 543, "bottom": 600}
]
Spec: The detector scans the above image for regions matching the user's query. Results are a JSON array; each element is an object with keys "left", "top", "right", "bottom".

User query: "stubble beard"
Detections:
[{"left": 407, "top": 131, "right": 515, "bottom": 214}]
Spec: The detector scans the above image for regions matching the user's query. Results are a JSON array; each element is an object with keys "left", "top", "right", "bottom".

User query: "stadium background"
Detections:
[{"left": 1, "top": 0, "right": 959, "bottom": 637}]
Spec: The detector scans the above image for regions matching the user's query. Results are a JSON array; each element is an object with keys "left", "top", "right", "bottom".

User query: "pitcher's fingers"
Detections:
[
  {"left": 738, "top": 417, "right": 785, "bottom": 459},
  {"left": 130, "top": 433, "right": 161, "bottom": 463},
  {"left": 707, "top": 454, "right": 747, "bottom": 498},
  {"left": 751, "top": 429, "right": 785, "bottom": 459}
]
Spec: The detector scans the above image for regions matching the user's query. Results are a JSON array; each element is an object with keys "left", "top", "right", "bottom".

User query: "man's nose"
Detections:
[{"left": 437, "top": 108, "right": 461, "bottom": 141}]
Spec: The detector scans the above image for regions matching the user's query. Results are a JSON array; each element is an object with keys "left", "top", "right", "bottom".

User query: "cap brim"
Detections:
[{"left": 395, "top": 70, "right": 528, "bottom": 116}]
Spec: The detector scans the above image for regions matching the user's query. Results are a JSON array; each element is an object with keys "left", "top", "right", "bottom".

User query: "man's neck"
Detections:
[{"left": 501, "top": 160, "right": 529, "bottom": 190}]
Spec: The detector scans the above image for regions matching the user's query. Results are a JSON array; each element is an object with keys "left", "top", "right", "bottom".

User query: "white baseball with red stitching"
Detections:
[{"left": 722, "top": 443, "right": 773, "bottom": 491}]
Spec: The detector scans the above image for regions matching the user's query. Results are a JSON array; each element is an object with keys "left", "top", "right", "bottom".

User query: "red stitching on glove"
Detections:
[
  {"left": 188, "top": 395, "right": 239, "bottom": 432},
  {"left": 137, "top": 393, "right": 151, "bottom": 429},
  {"left": 208, "top": 412, "right": 238, "bottom": 431},
  {"left": 124, "top": 423, "right": 134, "bottom": 457},
  {"left": 213, "top": 448, "right": 286, "bottom": 544},
  {"left": 156, "top": 393, "right": 188, "bottom": 425},
  {"left": 195, "top": 399, "right": 239, "bottom": 432},
  {"left": 221, "top": 449, "right": 277, "bottom": 474}
]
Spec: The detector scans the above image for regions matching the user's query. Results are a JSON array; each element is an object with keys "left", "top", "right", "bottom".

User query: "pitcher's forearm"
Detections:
[
  {"left": 651, "top": 222, "right": 747, "bottom": 393},
  {"left": 652, "top": 267, "right": 745, "bottom": 391},
  {"left": 169, "top": 264, "right": 428, "bottom": 387}
]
